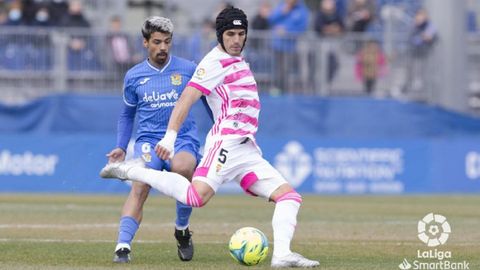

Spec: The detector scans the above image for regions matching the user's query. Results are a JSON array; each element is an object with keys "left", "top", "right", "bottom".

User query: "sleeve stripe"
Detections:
[
  {"left": 187, "top": 81, "right": 211, "bottom": 95},
  {"left": 122, "top": 95, "right": 136, "bottom": 107}
]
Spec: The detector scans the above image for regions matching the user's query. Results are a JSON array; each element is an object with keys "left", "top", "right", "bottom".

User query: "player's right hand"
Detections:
[
  {"left": 106, "top": 148, "right": 126, "bottom": 163},
  {"left": 155, "top": 129, "right": 177, "bottom": 160}
]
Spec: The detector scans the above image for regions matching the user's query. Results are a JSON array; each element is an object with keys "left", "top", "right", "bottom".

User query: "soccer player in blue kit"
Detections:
[{"left": 105, "top": 16, "right": 201, "bottom": 263}]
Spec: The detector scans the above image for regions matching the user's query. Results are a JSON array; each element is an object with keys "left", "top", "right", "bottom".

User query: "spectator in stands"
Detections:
[
  {"left": 410, "top": 8, "right": 437, "bottom": 57},
  {"left": 250, "top": 1, "right": 271, "bottom": 50},
  {"left": 31, "top": 5, "right": 53, "bottom": 27},
  {"left": 269, "top": 0, "right": 309, "bottom": 94},
  {"left": 106, "top": 15, "right": 142, "bottom": 75},
  {"left": 50, "top": 0, "right": 69, "bottom": 26},
  {"left": 60, "top": 0, "right": 90, "bottom": 28},
  {"left": 314, "top": 0, "right": 344, "bottom": 85},
  {"left": 355, "top": 39, "right": 386, "bottom": 95},
  {"left": 60, "top": 0, "right": 100, "bottom": 71},
  {"left": 5, "top": 0, "right": 25, "bottom": 26},
  {"left": 406, "top": 8, "right": 437, "bottom": 92},
  {"left": 1, "top": 0, "right": 33, "bottom": 70},
  {"left": 346, "top": 0, "right": 375, "bottom": 32},
  {"left": 0, "top": 8, "right": 8, "bottom": 26},
  {"left": 22, "top": 0, "right": 38, "bottom": 25},
  {"left": 248, "top": 1, "right": 273, "bottom": 80},
  {"left": 29, "top": 3, "right": 54, "bottom": 70},
  {"left": 251, "top": 0, "right": 271, "bottom": 49},
  {"left": 252, "top": 1, "right": 271, "bottom": 32},
  {"left": 315, "top": 0, "right": 344, "bottom": 38}
]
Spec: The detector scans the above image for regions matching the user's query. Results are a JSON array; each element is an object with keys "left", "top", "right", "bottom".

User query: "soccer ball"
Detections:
[{"left": 229, "top": 227, "right": 269, "bottom": 266}]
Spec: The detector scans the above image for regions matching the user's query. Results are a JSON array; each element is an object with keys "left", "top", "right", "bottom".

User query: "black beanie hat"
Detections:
[{"left": 216, "top": 6, "right": 248, "bottom": 52}]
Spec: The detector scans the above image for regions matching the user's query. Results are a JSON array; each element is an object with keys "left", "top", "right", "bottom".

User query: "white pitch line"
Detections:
[
  {"left": 0, "top": 238, "right": 220, "bottom": 244},
  {"left": 0, "top": 204, "right": 120, "bottom": 211},
  {"left": 0, "top": 223, "right": 117, "bottom": 229},
  {"left": 0, "top": 223, "right": 172, "bottom": 229},
  {"left": 0, "top": 238, "right": 115, "bottom": 243},
  {"left": 0, "top": 222, "right": 239, "bottom": 229},
  {"left": 2, "top": 220, "right": 478, "bottom": 229},
  {"left": 0, "top": 238, "right": 478, "bottom": 246}
]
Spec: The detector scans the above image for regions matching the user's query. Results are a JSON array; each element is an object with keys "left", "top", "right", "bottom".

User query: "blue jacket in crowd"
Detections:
[{"left": 269, "top": 0, "right": 309, "bottom": 52}]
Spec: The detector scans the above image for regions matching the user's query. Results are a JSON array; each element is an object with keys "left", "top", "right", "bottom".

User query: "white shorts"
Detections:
[{"left": 192, "top": 137, "right": 287, "bottom": 199}]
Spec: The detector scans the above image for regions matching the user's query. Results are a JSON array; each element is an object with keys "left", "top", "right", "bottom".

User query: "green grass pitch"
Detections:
[{"left": 0, "top": 194, "right": 479, "bottom": 269}]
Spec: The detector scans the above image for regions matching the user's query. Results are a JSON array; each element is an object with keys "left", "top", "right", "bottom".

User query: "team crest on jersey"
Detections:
[
  {"left": 170, "top": 73, "right": 182, "bottom": 86},
  {"left": 216, "top": 163, "right": 222, "bottom": 172},
  {"left": 196, "top": 68, "right": 206, "bottom": 78},
  {"left": 142, "top": 153, "right": 152, "bottom": 162}
]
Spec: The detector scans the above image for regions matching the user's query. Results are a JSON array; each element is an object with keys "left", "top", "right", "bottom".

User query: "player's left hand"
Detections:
[
  {"left": 155, "top": 129, "right": 177, "bottom": 160},
  {"left": 106, "top": 147, "right": 126, "bottom": 163}
]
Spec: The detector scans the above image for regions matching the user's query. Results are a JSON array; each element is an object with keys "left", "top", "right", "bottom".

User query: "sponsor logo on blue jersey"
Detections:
[{"left": 143, "top": 89, "right": 179, "bottom": 108}]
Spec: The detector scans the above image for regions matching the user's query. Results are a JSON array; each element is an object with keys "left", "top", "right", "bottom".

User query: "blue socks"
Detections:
[
  {"left": 117, "top": 203, "right": 191, "bottom": 247},
  {"left": 175, "top": 200, "right": 192, "bottom": 230},
  {"left": 117, "top": 216, "right": 139, "bottom": 245}
]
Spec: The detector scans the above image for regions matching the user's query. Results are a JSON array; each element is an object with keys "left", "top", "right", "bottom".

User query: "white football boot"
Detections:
[
  {"left": 113, "top": 243, "right": 131, "bottom": 263},
  {"left": 99, "top": 158, "right": 145, "bottom": 180},
  {"left": 271, "top": 252, "right": 320, "bottom": 268}
]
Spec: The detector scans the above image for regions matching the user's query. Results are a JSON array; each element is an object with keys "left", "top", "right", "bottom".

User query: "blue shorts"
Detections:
[{"left": 134, "top": 139, "right": 201, "bottom": 171}]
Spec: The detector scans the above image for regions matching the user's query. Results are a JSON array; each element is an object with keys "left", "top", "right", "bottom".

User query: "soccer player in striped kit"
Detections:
[
  {"left": 105, "top": 17, "right": 200, "bottom": 263},
  {"left": 102, "top": 7, "right": 319, "bottom": 268}
]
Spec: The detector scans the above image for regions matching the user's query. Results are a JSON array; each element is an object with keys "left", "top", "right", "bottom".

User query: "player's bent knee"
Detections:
[
  {"left": 273, "top": 190, "right": 303, "bottom": 204},
  {"left": 185, "top": 184, "right": 205, "bottom": 207}
]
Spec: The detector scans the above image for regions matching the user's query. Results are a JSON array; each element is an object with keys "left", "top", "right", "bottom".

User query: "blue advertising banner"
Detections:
[
  {"left": 0, "top": 134, "right": 131, "bottom": 193},
  {"left": 257, "top": 137, "right": 480, "bottom": 194},
  {"left": 1, "top": 134, "right": 480, "bottom": 194},
  {"left": 1, "top": 94, "right": 480, "bottom": 194}
]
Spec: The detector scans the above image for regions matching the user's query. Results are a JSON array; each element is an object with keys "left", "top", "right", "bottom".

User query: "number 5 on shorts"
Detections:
[{"left": 218, "top": 148, "right": 228, "bottom": 164}]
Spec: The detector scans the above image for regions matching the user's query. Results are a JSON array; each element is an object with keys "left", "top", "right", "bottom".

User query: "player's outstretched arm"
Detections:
[
  {"left": 106, "top": 103, "right": 136, "bottom": 163},
  {"left": 155, "top": 86, "right": 203, "bottom": 160},
  {"left": 168, "top": 86, "right": 203, "bottom": 131}
]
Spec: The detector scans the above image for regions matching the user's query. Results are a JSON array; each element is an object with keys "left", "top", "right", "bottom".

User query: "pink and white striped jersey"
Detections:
[{"left": 187, "top": 46, "right": 260, "bottom": 141}]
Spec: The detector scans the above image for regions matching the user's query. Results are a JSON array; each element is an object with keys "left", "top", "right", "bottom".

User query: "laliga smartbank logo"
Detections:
[
  {"left": 398, "top": 213, "right": 470, "bottom": 270},
  {"left": 417, "top": 213, "right": 450, "bottom": 247}
]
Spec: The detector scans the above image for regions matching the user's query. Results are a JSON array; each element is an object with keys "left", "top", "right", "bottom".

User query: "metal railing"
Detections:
[
  {"left": 466, "top": 33, "right": 480, "bottom": 111},
  {"left": 0, "top": 27, "right": 448, "bottom": 106}
]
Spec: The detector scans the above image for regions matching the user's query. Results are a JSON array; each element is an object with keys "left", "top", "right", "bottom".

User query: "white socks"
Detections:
[
  {"left": 127, "top": 167, "right": 190, "bottom": 205},
  {"left": 272, "top": 199, "right": 301, "bottom": 258}
]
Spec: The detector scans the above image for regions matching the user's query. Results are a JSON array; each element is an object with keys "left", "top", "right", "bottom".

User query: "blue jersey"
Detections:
[{"left": 118, "top": 56, "right": 200, "bottom": 149}]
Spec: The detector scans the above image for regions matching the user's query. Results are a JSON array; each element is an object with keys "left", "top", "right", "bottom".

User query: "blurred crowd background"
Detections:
[{"left": 0, "top": 0, "right": 478, "bottom": 115}]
